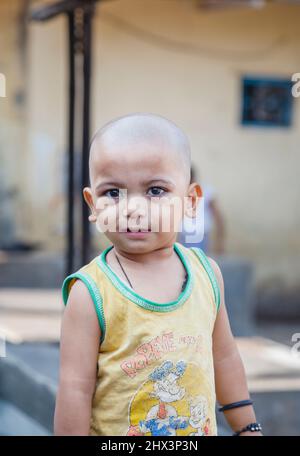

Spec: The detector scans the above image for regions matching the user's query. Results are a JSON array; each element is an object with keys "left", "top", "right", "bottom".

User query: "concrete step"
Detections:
[
  {"left": 0, "top": 289, "right": 63, "bottom": 343},
  {"left": 0, "top": 399, "right": 50, "bottom": 436},
  {"left": 0, "top": 251, "right": 65, "bottom": 289}
]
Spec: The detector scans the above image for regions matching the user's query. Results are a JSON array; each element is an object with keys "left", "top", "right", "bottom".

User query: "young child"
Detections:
[{"left": 54, "top": 113, "right": 262, "bottom": 437}]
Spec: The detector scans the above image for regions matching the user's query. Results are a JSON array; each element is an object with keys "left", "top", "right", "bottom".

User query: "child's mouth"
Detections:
[
  {"left": 126, "top": 228, "right": 150, "bottom": 232},
  {"left": 123, "top": 228, "right": 152, "bottom": 237}
]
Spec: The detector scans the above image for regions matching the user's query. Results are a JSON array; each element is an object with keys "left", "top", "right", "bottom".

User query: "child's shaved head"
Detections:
[
  {"left": 83, "top": 112, "right": 201, "bottom": 253},
  {"left": 89, "top": 112, "right": 191, "bottom": 187}
]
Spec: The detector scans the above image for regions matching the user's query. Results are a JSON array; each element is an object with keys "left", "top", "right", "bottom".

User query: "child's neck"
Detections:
[{"left": 111, "top": 243, "right": 176, "bottom": 267}]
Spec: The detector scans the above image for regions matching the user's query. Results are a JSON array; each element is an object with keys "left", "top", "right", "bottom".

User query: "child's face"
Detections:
[{"left": 83, "top": 137, "right": 201, "bottom": 253}]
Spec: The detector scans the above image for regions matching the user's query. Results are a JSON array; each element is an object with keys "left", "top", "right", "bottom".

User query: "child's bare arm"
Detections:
[
  {"left": 54, "top": 280, "right": 101, "bottom": 435},
  {"left": 209, "top": 257, "right": 262, "bottom": 436}
]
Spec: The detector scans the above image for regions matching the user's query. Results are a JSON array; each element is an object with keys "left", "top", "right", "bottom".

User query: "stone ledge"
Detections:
[{"left": 0, "top": 353, "right": 56, "bottom": 433}]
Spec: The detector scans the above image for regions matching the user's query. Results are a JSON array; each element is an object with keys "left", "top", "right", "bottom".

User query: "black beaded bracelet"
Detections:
[
  {"left": 233, "top": 422, "right": 262, "bottom": 436},
  {"left": 218, "top": 399, "right": 253, "bottom": 412}
]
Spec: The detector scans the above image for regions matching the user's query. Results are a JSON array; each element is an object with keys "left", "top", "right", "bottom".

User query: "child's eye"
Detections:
[
  {"left": 148, "top": 186, "right": 166, "bottom": 197},
  {"left": 104, "top": 188, "right": 120, "bottom": 198}
]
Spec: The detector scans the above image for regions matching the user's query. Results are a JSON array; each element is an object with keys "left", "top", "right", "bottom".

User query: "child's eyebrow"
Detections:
[
  {"left": 95, "top": 181, "right": 125, "bottom": 193},
  {"left": 95, "top": 178, "right": 175, "bottom": 193}
]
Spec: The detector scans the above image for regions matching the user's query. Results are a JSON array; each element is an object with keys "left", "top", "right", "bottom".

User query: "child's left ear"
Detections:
[
  {"left": 83, "top": 187, "right": 97, "bottom": 222},
  {"left": 185, "top": 183, "right": 202, "bottom": 218}
]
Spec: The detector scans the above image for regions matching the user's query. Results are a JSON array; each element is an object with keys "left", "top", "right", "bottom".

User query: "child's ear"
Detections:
[
  {"left": 83, "top": 187, "right": 97, "bottom": 222},
  {"left": 185, "top": 183, "right": 202, "bottom": 218}
]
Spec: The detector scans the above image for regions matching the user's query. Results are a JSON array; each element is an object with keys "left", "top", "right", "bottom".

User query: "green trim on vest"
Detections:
[
  {"left": 190, "top": 247, "right": 221, "bottom": 312},
  {"left": 62, "top": 271, "right": 106, "bottom": 344},
  {"left": 96, "top": 242, "right": 194, "bottom": 313}
]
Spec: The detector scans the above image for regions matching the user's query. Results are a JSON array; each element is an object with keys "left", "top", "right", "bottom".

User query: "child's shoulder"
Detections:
[
  {"left": 179, "top": 243, "right": 223, "bottom": 313},
  {"left": 205, "top": 255, "right": 224, "bottom": 313},
  {"left": 62, "top": 277, "right": 101, "bottom": 329},
  {"left": 64, "top": 278, "right": 95, "bottom": 310},
  {"left": 206, "top": 256, "right": 223, "bottom": 284},
  {"left": 61, "top": 253, "right": 106, "bottom": 344}
]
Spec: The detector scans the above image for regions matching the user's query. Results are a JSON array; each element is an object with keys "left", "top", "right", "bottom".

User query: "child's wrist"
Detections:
[
  {"left": 237, "top": 430, "right": 263, "bottom": 436},
  {"left": 232, "top": 422, "right": 263, "bottom": 436}
]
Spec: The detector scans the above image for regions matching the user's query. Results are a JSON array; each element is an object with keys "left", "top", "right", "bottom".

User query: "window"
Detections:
[{"left": 241, "top": 76, "right": 293, "bottom": 127}]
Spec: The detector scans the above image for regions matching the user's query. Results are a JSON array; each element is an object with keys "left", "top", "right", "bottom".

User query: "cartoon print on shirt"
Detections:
[
  {"left": 139, "top": 360, "right": 189, "bottom": 435},
  {"left": 126, "top": 359, "right": 214, "bottom": 436},
  {"left": 188, "top": 395, "right": 212, "bottom": 436}
]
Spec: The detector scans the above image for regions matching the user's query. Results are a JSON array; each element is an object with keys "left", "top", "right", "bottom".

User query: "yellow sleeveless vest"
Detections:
[{"left": 61, "top": 242, "right": 220, "bottom": 436}]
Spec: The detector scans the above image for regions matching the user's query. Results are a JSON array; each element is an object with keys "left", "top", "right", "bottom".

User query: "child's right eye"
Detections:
[{"left": 104, "top": 189, "right": 120, "bottom": 198}]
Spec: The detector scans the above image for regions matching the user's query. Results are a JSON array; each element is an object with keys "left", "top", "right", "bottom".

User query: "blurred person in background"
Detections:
[{"left": 177, "top": 165, "right": 225, "bottom": 255}]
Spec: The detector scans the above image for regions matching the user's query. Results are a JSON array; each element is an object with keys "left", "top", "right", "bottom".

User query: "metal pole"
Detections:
[
  {"left": 30, "top": 0, "right": 102, "bottom": 273},
  {"left": 81, "top": 4, "right": 94, "bottom": 265},
  {"left": 66, "top": 11, "right": 75, "bottom": 275}
]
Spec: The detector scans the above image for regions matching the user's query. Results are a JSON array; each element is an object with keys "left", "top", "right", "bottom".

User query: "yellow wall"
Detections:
[
  {"left": 0, "top": 0, "right": 28, "bottom": 242},
  {"left": 2, "top": 0, "right": 300, "bottom": 287}
]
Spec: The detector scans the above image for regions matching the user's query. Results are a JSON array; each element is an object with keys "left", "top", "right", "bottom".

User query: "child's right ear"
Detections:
[{"left": 83, "top": 187, "right": 97, "bottom": 223}]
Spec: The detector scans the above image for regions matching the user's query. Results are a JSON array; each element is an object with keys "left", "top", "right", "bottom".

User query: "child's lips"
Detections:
[
  {"left": 121, "top": 228, "right": 152, "bottom": 238},
  {"left": 121, "top": 227, "right": 151, "bottom": 232}
]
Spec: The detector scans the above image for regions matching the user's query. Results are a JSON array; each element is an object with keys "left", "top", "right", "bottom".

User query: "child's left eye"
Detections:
[{"left": 148, "top": 187, "right": 166, "bottom": 197}]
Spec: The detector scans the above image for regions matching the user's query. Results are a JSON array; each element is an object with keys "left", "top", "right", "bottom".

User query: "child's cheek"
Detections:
[
  {"left": 95, "top": 198, "right": 118, "bottom": 233},
  {"left": 158, "top": 196, "right": 183, "bottom": 233}
]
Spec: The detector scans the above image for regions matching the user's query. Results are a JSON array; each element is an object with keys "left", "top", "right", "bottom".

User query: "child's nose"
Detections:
[{"left": 124, "top": 194, "right": 148, "bottom": 218}]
